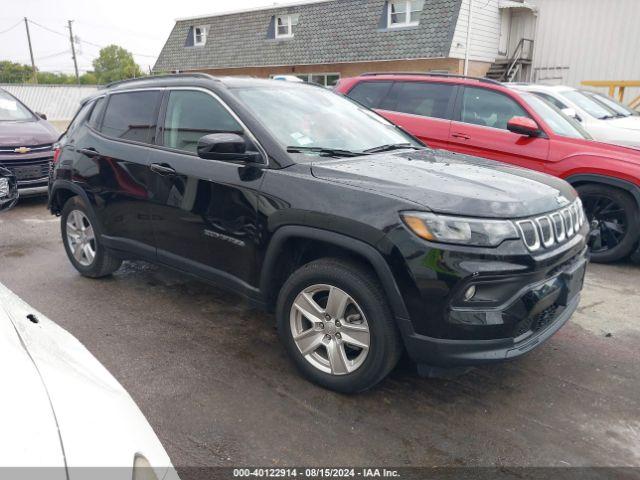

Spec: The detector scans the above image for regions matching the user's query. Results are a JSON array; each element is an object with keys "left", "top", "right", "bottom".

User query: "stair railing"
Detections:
[{"left": 503, "top": 38, "right": 534, "bottom": 82}]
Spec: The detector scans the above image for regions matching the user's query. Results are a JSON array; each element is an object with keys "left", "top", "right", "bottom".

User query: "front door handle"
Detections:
[
  {"left": 77, "top": 147, "right": 99, "bottom": 157},
  {"left": 451, "top": 133, "right": 471, "bottom": 140},
  {"left": 149, "top": 163, "right": 177, "bottom": 176}
]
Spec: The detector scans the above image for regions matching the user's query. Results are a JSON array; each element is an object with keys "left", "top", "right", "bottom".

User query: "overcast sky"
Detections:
[{"left": 0, "top": 0, "right": 296, "bottom": 75}]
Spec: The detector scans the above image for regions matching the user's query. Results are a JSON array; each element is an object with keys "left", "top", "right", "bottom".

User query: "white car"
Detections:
[
  {"left": 508, "top": 84, "right": 640, "bottom": 148},
  {"left": 0, "top": 282, "right": 180, "bottom": 480}
]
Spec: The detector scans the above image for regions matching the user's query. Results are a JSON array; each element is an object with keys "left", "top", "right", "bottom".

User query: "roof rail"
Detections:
[
  {"left": 359, "top": 72, "right": 502, "bottom": 85},
  {"left": 102, "top": 72, "right": 219, "bottom": 89}
]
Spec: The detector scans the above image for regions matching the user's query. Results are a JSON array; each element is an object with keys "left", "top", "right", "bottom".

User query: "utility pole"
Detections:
[
  {"left": 24, "top": 18, "right": 37, "bottom": 84},
  {"left": 67, "top": 20, "right": 80, "bottom": 84},
  {"left": 463, "top": 0, "right": 473, "bottom": 76}
]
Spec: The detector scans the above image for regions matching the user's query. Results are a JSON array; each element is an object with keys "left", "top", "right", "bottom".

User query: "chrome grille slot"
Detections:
[
  {"left": 562, "top": 208, "right": 574, "bottom": 236},
  {"left": 517, "top": 200, "right": 583, "bottom": 252},
  {"left": 536, "top": 216, "right": 555, "bottom": 248},
  {"left": 551, "top": 212, "right": 566, "bottom": 242},
  {"left": 517, "top": 220, "right": 540, "bottom": 251}
]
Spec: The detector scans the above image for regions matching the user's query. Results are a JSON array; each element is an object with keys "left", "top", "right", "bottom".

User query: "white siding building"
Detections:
[{"left": 529, "top": 0, "right": 640, "bottom": 100}]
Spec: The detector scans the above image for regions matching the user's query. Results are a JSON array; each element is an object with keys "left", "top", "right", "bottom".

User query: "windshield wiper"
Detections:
[
  {"left": 363, "top": 143, "right": 423, "bottom": 154},
  {"left": 286, "top": 146, "right": 364, "bottom": 157},
  {"left": 600, "top": 114, "right": 624, "bottom": 120}
]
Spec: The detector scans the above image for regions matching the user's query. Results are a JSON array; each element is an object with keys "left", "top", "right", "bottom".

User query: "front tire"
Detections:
[
  {"left": 276, "top": 258, "right": 402, "bottom": 393},
  {"left": 578, "top": 184, "right": 639, "bottom": 263},
  {"left": 61, "top": 196, "right": 122, "bottom": 278}
]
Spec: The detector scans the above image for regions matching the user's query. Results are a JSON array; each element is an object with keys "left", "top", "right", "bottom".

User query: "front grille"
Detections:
[
  {"left": 513, "top": 305, "right": 561, "bottom": 338},
  {"left": 516, "top": 199, "right": 586, "bottom": 252},
  {"left": 0, "top": 157, "right": 52, "bottom": 182},
  {"left": 0, "top": 144, "right": 53, "bottom": 155}
]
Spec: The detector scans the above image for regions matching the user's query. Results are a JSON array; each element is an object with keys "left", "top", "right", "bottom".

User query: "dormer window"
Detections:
[
  {"left": 275, "top": 14, "right": 299, "bottom": 39},
  {"left": 388, "top": 0, "right": 424, "bottom": 28},
  {"left": 193, "top": 26, "right": 207, "bottom": 46}
]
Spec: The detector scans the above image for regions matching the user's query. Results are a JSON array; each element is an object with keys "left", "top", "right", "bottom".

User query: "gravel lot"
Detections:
[{"left": 1, "top": 197, "right": 639, "bottom": 475}]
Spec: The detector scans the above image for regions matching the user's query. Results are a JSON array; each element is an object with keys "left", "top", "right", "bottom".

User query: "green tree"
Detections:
[
  {"left": 92, "top": 45, "right": 142, "bottom": 84},
  {"left": 80, "top": 72, "right": 98, "bottom": 84},
  {"left": 36, "top": 71, "right": 75, "bottom": 84},
  {"left": 0, "top": 61, "right": 35, "bottom": 83}
]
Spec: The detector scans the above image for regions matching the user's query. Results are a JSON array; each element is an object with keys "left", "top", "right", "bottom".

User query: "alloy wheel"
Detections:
[
  {"left": 66, "top": 210, "right": 96, "bottom": 267},
  {"left": 582, "top": 194, "right": 628, "bottom": 254},
  {"left": 290, "top": 284, "right": 371, "bottom": 376}
]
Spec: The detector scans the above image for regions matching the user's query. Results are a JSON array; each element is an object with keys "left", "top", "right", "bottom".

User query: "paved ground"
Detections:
[{"left": 1, "top": 197, "right": 639, "bottom": 473}]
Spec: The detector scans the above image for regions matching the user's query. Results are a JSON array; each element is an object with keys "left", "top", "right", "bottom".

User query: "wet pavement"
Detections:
[{"left": 1, "top": 197, "right": 639, "bottom": 473}]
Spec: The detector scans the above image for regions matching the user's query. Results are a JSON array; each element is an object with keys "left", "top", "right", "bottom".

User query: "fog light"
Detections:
[{"left": 464, "top": 285, "right": 476, "bottom": 301}]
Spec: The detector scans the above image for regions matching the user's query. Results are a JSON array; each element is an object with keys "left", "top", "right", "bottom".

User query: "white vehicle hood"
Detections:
[
  {"left": 605, "top": 116, "right": 640, "bottom": 131},
  {"left": 0, "top": 283, "right": 179, "bottom": 480}
]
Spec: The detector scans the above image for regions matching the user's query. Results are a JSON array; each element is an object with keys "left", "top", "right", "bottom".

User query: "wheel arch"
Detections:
[
  {"left": 49, "top": 180, "right": 94, "bottom": 216},
  {"left": 565, "top": 174, "right": 640, "bottom": 210},
  {"left": 260, "top": 226, "right": 410, "bottom": 321}
]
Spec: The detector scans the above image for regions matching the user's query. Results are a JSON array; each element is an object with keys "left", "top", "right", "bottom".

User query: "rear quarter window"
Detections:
[
  {"left": 100, "top": 91, "right": 162, "bottom": 144},
  {"left": 347, "top": 81, "right": 393, "bottom": 109},
  {"left": 87, "top": 97, "right": 106, "bottom": 129}
]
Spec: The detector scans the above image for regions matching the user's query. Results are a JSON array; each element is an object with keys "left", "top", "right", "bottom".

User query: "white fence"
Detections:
[{"left": 0, "top": 84, "right": 98, "bottom": 121}]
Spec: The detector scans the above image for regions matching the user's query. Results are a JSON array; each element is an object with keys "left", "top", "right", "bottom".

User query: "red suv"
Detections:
[{"left": 336, "top": 73, "right": 640, "bottom": 263}]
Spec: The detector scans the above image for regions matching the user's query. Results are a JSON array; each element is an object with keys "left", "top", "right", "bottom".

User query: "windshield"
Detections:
[
  {"left": 520, "top": 92, "right": 590, "bottom": 139},
  {"left": 0, "top": 90, "right": 34, "bottom": 122},
  {"left": 583, "top": 91, "right": 638, "bottom": 117},
  {"left": 232, "top": 84, "right": 420, "bottom": 156},
  {"left": 562, "top": 90, "right": 618, "bottom": 120}
]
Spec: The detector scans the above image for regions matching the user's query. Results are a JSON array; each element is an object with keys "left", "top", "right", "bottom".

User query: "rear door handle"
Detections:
[
  {"left": 77, "top": 147, "right": 99, "bottom": 157},
  {"left": 149, "top": 163, "right": 177, "bottom": 176},
  {"left": 451, "top": 133, "right": 471, "bottom": 140}
]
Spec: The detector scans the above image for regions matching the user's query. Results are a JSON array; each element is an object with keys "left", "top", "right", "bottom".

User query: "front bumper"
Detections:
[
  {"left": 397, "top": 248, "right": 587, "bottom": 368},
  {"left": 399, "top": 294, "right": 580, "bottom": 368},
  {"left": 17, "top": 180, "right": 49, "bottom": 197}
]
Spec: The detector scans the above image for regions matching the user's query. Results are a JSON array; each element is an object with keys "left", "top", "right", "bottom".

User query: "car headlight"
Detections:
[
  {"left": 401, "top": 211, "right": 520, "bottom": 247},
  {"left": 133, "top": 454, "right": 159, "bottom": 480}
]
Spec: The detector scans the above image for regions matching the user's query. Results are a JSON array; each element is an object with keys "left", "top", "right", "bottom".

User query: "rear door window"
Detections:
[
  {"left": 346, "top": 81, "right": 393, "bottom": 109},
  {"left": 162, "top": 90, "right": 242, "bottom": 154},
  {"left": 459, "top": 87, "right": 529, "bottom": 130},
  {"left": 387, "top": 82, "right": 456, "bottom": 120},
  {"left": 100, "top": 91, "right": 162, "bottom": 144}
]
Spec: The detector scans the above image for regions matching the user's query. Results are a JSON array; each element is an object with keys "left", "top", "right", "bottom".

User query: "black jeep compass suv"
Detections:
[{"left": 49, "top": 74, "right": 588, "bottom": 393}]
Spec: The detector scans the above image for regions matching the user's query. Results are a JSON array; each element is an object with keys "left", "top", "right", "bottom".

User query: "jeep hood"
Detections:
[{"left": 311, "top": 149, "right": 577, "bottom": 218}]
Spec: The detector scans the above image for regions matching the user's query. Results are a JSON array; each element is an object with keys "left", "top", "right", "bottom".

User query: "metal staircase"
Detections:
[{"left": 486, "top": 38, "right": 534, "bottom": 82}]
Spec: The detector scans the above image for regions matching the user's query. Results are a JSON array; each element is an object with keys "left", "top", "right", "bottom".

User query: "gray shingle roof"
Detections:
[{"left": 154, "top": 0, "right": 462, "bottom": 72}]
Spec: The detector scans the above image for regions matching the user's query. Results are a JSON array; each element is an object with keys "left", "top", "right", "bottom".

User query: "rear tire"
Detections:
[
  {"left": 61, "top": 196, "right": 122, "bottom": 278},
  {"left": 276, "top": 258, "right": 403, "bottom": 393},
  {"left": 578, "top": 184, "right": 639, "bottom": 263}
]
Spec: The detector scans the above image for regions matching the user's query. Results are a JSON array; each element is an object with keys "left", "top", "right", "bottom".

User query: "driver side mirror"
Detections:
[
  {"left": 0, "top": 168, "right": 19, "bottom": 213},
  {"left": 561, "top": 107, "right": 582, "bottom": 122},
  {"left": 197, "top": 133, "right": 262, "bottom": 163},
  {"left": 36, "top": 112, "right": 47, "bottom": 120},
  {"left": 507, "top": 116, "right": 542, "bottom": 137}
]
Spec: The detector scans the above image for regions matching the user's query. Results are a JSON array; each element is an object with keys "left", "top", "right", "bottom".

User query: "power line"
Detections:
[
  {"left": 27, "top": 19, "right": 67, "bottom": 38},
  {"left": 29, "top": 20, "right": 157, "bottom": 58},
  {"left": 26, "top": 18, "right": 157, "bottom": 58},
  {"left": 0, "top": 19, "right": 22, "bottom": 35},
  {"left": 36, "top": 49, "right": 70, "bottom": 61}
]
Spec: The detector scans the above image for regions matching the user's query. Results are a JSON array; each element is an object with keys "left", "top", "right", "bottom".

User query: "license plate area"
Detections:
[{"left": 558, "top": 260, "right": 587, "bottom": 306}]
